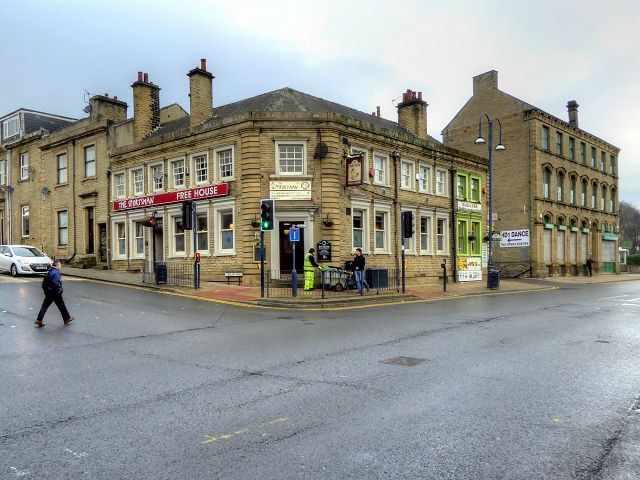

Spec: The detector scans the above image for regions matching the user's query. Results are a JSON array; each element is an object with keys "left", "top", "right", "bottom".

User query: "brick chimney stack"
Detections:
[
  {"left": 567, "top": 100, "right": 579, "bottom": 127},
  {"left": 187, "top": 58, "right": 214, "bottom": 127},
  {"left": 473, "top": 70, "right": 498, "bottom": 96},
  {"left": 89, "top": 94, "right": 127, "bottom": 123},
  {"left": 397, "top": 89, "right": 428, "bottom": 140},
  {"left": 131, "top": 71, "right": 161, "bottom": 142}
]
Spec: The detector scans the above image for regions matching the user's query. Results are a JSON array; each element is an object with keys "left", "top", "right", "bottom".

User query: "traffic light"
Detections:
[
  {"left": 260, "top": 199, "right": 275, "bottom": 231},
  {"left": 401, "top": 211, "right": 414, "bottom": 238},
  {"left": 182, "top": 201, "right": 193, "bottom": 230}
]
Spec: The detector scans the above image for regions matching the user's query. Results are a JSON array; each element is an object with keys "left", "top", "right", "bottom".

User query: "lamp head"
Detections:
[
  {"left": 475, "top": 136, "right": 486, "bottom": 144},
  {"left": 495, "top": 143, "right": 506, "bottom": 151}
]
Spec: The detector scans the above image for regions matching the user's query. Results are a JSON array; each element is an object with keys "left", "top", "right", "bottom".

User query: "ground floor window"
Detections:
[
  {"left": 374, "top": 211, "right": 388, "bottom": 252},
  {"left": 196, "top": 213, "right": 209, "bottom": 253},
  {"left": 115, "top": 222, "right": 126, "bottom": 258},
  {"left": 436, "top": 217, "right": 448, "bottom": 254},
  {"left": 133, "top": 221, "right": 145, "bottom": 258},
  {"left": 58, "top": 211, "right": 68, "bottom": 246},
  {"left": 419, "top": 214, "right": 432, "bottom": 254},
  {"left": 21, "top": 205, "right": 29, "bottom": 237},
  {"left": 172, "top": 216, "right": 186, "bottom": 256}
]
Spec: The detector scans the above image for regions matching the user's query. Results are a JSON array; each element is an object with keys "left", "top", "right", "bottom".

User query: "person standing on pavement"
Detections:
[
  {"left": 304, "top": 248, "right": 320, "bottom": 291},
  {"left": 586, "top": 257, "right": 594, "bottom": 277},
  {"left": 352, "top": 248, "right": 369, "bottom": 295},
  {"left": 35, "top": 260, "right": 74, "bottom": 328}
]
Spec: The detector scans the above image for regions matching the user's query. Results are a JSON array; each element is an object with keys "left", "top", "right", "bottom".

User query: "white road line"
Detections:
[{"left": 621, "top": 303, "right": 640, "bottom": 307}]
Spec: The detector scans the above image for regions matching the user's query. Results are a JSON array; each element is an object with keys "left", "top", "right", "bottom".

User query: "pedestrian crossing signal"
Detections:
[{"left": 260, "top": 199, "right": 274, "bottom": 231}]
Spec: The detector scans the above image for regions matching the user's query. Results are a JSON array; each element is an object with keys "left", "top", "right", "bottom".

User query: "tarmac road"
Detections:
[{"left": 1, "top": 275, "right": 639, "bottom": 479}]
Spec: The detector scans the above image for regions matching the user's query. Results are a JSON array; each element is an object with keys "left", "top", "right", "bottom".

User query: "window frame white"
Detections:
[
  {"left": 171, "top": 215, "right": 187, "bottom": 257},
  {"left": 84, "top": 144, "right": 96, "bottom": 178},
  {"left": 213, "top": 199, "right": 236, "bottom": 256},
  {"left": 131, "top": 220, "right": 145, "bottom": 259},
  {"left": 275, "top": 140, "right": 307, "bottom": 176},
  {"left": 56, "top": 152, "right": 68, "bottom": 184},
  {"left": 418, "top": 164, "right": 432, "bottom": 193},
  {"left": 21, "top": 205, "right": 29, "bottom": 237},
  {"left": 170, "top": 157, "right": 186, "bottom": 189},
  {"left": 131, "top": 167, "right": 144, "bottom": 196},
  {"left": 436, "top": 216, "right": 449, "bottom": 255},
  {"left": 418, "top": 211, "right": 433, "bottom": 255},
  {"left": 372, "top": 152, "right": 389, "bottom": 186},
  {"left": 402, "top": 208, "right": 417, "bottom": 254},
  {"left": 113, "top": 171, "right": 125, "bottom": 199},
  {"left": 373, "top": 204, "right": 391, "bottom": 254},
  {"left": 196, "top": 211, "right": 210, "bottom": 254},
  {"left": 57, "top": 210, "right": 68, "bottom": 246},
  {"left": 149, "top": 162, "right": 164, "bottom": 192},
  {"left": 350, "top": 199, "right": 371, "bottom": 254},
  {"left": 20, "top": 152, "right": 29, "bottom": 180},
  {"left": 192, "top": 151, "right": 209, "bottom": 185},
  {"left": 114, "top": 221, "right": 127, "bottom": 259},
  {"left": 435, "top": 168, "right": 448, "bottom": 196},
  {"left": 400, "top": 159, "right": 415, "bottom": 191},
  {"left": 2, "top": 116, "right": 19, "bottom": 139},
  {"left": 215, "top": 146, "right": 235, "bottom": 181},
  {"left": 0, "top": 158, "right": 5, "bottom": 185}
]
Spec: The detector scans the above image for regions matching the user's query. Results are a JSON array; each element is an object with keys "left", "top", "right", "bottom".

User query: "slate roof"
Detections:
[
  {"left": 0, "top": 109, "right": 76, "bottom": 144},
  {"left": 152, "top": 88, "right": 440, "bottom": 143}
]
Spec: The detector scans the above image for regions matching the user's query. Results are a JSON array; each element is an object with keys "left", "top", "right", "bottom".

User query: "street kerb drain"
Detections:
[{"left": 380, "top": 356, "right": 426, "bottom": 367}]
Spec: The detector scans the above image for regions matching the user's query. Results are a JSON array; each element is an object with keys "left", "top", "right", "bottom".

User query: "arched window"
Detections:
[
  {"left": 601, "top": 185, "right": 607, "bottom": 211},
  {"left": 591, "top": 182, "right": 598, "bottom": 209},
  {"left": 543, "top": 168, "right": 551, "bottom": 199},
  {"left": 557, "top": 171, "right": 564, "bottom": 202},
  {"left": 581, "top": 179, "right": 588, "bottom": 207},
  {"left": 543, "top": 214, "right": 552, "bottom": 224},
  {"left": 570, "top": 175, "right": 577, "bottom": 205},
  {"left": 610, "top": 188, "right": 616, "bottom": 212}
]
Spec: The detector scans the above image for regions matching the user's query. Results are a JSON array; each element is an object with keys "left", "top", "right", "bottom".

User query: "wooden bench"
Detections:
[{"left": 224, "top": 272, "right": 243, "bottom": 285}]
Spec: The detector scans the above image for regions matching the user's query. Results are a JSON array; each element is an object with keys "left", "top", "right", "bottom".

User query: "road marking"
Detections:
[
  {"left": 627, "top": 297, "right": 640, "bottom": 302},
  {"left": 9, "top": 466, "right": 30, "bottom": 477},
  {"left": 202, "top": 417, "right": 288, "bottom": 445},
  {"left": 65, "top": 448, "right": 87, "bottom": 458},
  {"left": 622, "top": 303, "right": 640, "bottom": 307}
]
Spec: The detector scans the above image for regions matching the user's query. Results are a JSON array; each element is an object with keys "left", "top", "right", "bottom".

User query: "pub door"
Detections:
[{"left": 279, "top": 221, "right": 305, "bottom": 273}]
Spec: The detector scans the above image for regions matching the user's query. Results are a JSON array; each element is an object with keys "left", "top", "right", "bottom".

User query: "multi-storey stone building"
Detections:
[
  {"left": 0, "top": 109, "right": 76, "bottom": 246},
  {"left": 108, "top": 60, "right": 488, "bottom": 285},
  {"left": 442, "top": 71, "right": 620, "bottom": 277}
]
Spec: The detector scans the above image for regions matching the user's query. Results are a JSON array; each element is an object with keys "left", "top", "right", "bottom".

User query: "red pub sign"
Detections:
[{"left": 112, "top": 184, "right": 229, "bottom": 212}]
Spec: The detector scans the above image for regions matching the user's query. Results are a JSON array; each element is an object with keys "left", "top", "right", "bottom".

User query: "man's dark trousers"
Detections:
[{"left": 37, "top": 293, "right": 70, "bottom": 322}]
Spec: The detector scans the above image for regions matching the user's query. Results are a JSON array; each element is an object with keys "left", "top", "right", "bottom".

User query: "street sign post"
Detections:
[{"left": 290, "top": 226, "right": 300, "bottom": 297}]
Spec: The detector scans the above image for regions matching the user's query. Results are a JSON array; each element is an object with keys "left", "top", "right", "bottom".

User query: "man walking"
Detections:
[
  {"left": 35, "top": 260, "right": 74, "bottom": 327},
  {"left": 304, "top": 248, "right": 320, "bottom": 291},
  {"left": 586, "top": 257, "right": 594, "bottom": 277},
  {"left": 352, "top": 248, "right": 368, "bottom": 295}
]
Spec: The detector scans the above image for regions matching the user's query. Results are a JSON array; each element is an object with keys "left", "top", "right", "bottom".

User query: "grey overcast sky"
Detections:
[{"left": 3, "top": 0, "right": 639, "bottom": 206}]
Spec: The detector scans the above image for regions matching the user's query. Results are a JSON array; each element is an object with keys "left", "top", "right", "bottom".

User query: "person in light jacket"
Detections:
[{"left": 304, "top": 248, "right": 320, "bottom": 291}]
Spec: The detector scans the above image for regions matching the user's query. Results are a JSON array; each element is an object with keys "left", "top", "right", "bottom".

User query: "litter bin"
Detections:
[
  {"left": 155, "top": 262, "right": 167, "bottom": 285},
  {"left": 488, "top": 268, "right": 500, "bottom": 290},
  {"left": 366, "top": 268, "right": 388, "bottom": 289}
]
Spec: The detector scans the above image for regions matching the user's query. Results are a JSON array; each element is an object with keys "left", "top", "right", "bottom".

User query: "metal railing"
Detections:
[
  {"left": 142, "top": 261, "right": 193, "bottom": 286},
  {"left": 265, "top": 268, "right": 398, "bottom": 298}
]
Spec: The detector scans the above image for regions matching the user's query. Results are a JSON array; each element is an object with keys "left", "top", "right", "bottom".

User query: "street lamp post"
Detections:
[{"left": 475, "top": 114, "right": 505, "bottom": 288}]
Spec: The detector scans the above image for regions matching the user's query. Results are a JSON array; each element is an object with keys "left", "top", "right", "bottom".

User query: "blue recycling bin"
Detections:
[
  {"left": 488, "top": 268, "right": 500, "bottom": 290},
  {"left": 155, "top": 262, "right": 167, "bottom": 285}
]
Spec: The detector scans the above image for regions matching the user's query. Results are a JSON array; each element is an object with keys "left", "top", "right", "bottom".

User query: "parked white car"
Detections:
[{"left": 0, "top": 245, "right": 53, "bottom": 276}]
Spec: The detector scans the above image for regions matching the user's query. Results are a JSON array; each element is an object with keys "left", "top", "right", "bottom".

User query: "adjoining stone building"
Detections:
[
  {"left": 0, "top": 109, "right": 76, "bottom": 246},
  {"left": 442, "top": 70, "right": 620, "bottom": 277},
  {"left": 109, "top": 59, "right": 489, "bottom": 285}
]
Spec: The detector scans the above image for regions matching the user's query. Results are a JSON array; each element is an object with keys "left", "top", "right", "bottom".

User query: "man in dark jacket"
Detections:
[
  {"left": 352, "top": 248, "right": 369, "bottom": 295},
  {"left": 35, "top": 260, "right": 74, "bottom": 327}
]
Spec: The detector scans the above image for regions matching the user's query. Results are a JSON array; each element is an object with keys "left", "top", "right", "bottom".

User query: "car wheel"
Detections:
[{"left": 10, "top": 264, "right": 19, "bottom": 277}]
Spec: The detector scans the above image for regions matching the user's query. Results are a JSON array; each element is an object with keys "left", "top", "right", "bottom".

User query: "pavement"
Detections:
[{"left": 60, "top": 266, "right": 640, "bottom": 309}]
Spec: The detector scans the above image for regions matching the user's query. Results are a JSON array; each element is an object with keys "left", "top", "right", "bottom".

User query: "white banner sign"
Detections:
[
  {"left": 269, "top": 181, "right": 312, "bottom": 200},
  {"left": 500, "top": 229, "right": 530, "bottom": 247}
]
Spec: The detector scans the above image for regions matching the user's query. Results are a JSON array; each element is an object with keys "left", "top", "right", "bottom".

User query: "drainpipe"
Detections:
[
  {"left": 391, "top": 151, "right": 401, "bottom": 289},
  {"left": 6, "top": 150, "right": 12, "bottom": 243},
  {"left": 67, "top": 140, "right": 77, "bottom": 263},
  {"left": 449, "top": 166, "right": 457, "bottom": 283},
  {"left": 527, "top": 114, "right": 533, "bottom": 275}
]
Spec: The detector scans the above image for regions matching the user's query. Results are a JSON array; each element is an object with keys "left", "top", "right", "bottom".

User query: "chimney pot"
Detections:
[
  {"left": 137, "top": 71, "right": 143, "bottom": 82},
  {"left": 418, "top": 92, "right": 422, "bottom": 100},
  {"left": 104, "top": 93, "right": 109, "bottom": 97},
  {"left": 201, "top": 58, "right": 207, "bottom": 71},
  {"left": 114, "top": 96, "right": 118, "bottom": 100},
  {"left": 376, "top": 106, "right": 381, "bottom": 117},
  {"left": 143, "top": 73, "right": 149, "bottom": 83},
  {"left": 567, "top": 100, "right": 579, "bottom": 127}
]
